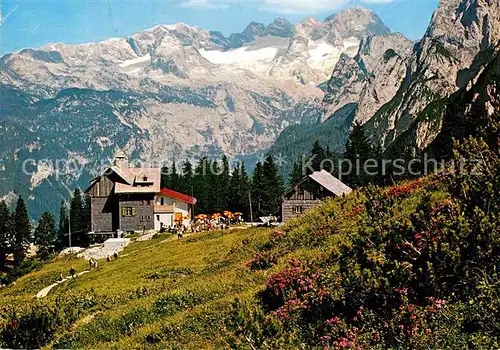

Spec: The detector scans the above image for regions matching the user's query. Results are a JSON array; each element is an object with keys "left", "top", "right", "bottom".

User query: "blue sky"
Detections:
[{"left": 0, "top": 0, "right": 438, "bottom": 55}]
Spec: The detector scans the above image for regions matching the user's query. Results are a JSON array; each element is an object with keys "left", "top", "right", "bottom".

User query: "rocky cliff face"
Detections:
[
  {"left": 318, "top": 0, "right": 500, "bottom": 153},
  {"left": 0, "top": 7, "right": 388, "bottom": 219},
  {"left": 269, "top": 7, "right": 390, "bottom": 85},
  {"left": 322, "top": 33, "right": 413, "bottom": 124},
  {"left": 366, "top": 0, "right": 500, "bottom": 150}
]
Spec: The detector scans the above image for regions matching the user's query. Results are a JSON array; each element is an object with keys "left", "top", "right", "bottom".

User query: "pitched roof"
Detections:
[
  {"left": 159, "top": 187, "right": 197, "bottom": 205},
  {"left": 308, "top": 170, "right": 352, "bottom": 197},
  {"left": 114, "top": 167, "right": 161, "bottom": 194}
]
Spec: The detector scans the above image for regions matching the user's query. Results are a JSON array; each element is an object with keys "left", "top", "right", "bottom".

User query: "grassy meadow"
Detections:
[{"left": 0, "top": 164, "right": 499, "bottom": 348}]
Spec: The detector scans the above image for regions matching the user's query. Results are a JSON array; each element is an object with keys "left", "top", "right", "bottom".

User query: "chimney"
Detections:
[{"left": 114, "top": 150, "right": 128, "bottom": 169}]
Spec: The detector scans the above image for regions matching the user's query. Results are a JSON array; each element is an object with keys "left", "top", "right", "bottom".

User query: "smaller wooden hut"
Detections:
[{"left": 281, "top": 170, "right": 352, "bottom": 222}]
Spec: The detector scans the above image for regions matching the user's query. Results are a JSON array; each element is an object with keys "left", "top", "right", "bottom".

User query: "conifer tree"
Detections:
[
  {"left": 57, "top": 201, "right": 69, "bottom": 248},
  {"left": 219, "top": 155, "right": 231, "bottom": 210},
  {"left": 262, "top": 154, "right": 285, "bottom": 217},
  {"left": 209, "top": 159, "right": 222, "bottom": 212},
  {"left": 169, "top": 161, "right": 181, "bottom": 191},
  {"left": 70, "top": 188, "right": 84, "bottom": 233},
  {"left": 83, "top": 194, "right": 91, "bottom": 233},
  {"left": 181, "top": 160, "right": 194, "bottom": 195},
  {"left": 0, "top": 201, "right": 11, "bottom": 268},
  {"left": 12, "top": 196, "right": 31, "bottom": 265},
  {"left": 160, "top": 164, "right": 170, "bottom": 189},
  {"left": 310, "top": 139, "right": 327, "bottom": 173},
  {"left": 229, "top": 161, "right": 249, "bottom": 219},
  {"left": 289, "top": 161, "right": 303, "bottom": 188},
  {"left": 193, "top": 157, "right": 210, "bottom": 214},
  {"left": 343, "top": 122, "right": 377, "bottom": 187},
  {"left": 34, "top": 212, "right": 56, "bottom": 260},
  {"left": 251, "top": 162, "right": 266, "bottom": 217}
]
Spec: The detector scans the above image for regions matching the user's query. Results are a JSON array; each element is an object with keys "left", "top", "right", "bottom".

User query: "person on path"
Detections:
[
  {"left": 59, "top": 272, "right": 64, "bottom": 282},
  {"left": 113, "top": 251, "right": 118, "bottom": 260},
  {"left": 69, "top": 267, "right": 76, "bottom": 281},
  {"left": 107, "top": 256, "right": 111, "bottom": 262},
  {"left": 89, "top": 258, "right": 93, "bottom": 270}
]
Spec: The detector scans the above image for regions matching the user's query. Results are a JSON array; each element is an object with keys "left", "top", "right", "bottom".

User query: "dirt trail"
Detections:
[{"left": 36, "top": 270, "right": 90, "bottom": 298}]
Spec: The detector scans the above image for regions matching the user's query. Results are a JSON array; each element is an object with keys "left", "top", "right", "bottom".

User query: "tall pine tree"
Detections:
[
  {"left": 262, "top": 154, "right": 285, "bottom": 217},
  {"left": 12, "top": 196, "right": 31, "bottom": 265},
  {"left": 229, "top": 161, "right": 250, "bottom": 219},
  {"left": 0, "top": 201, "right": 11, "bottom": 269},
  {"left": 169, "top": 161, "right": 181, "bottom": 192},
  {"left": 34, "top": 212, "right": 56, "bottom": 260},
  {"left": 310, "top": 139, "right": 327, "bottom": 173},
  {"left": 219, "top": 155, "right": 231, "bottom": 210},
  {"left": 251, "top": 162, "right": 266, "bottom": 217},
  {"left": 70, "top": 188, "right": 84, "bottom": 233},
  {"left": 193, "top": 157, "right": 210, "bottom": 214},
  {"left": 343, "top": 122, "right": 378, "bottom": 187},
  {"left": 289, "top": 161, "right": 303, "bottom": 188},
  {"left": 181, "top": 159, "right": 194, "bottom": 195},
  {"left": 160, "top": 164, "right": 170, "bottom": 189},
  {"left": 57, "top": 201, "right": 69, "bottom": 248}
]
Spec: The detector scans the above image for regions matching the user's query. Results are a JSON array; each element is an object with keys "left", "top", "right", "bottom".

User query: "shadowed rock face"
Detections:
[{"left": 321, "top": 33, "right": 414, "bottom": 125}]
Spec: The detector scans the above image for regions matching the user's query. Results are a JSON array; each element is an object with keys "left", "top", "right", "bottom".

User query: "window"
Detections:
[
  {"left": 293, "top": 206, "right": 303, "bottom": 214},
  {"left": 122, "top": 207, "right": 135, "bottom": 217},
  {"left": 143, "top": 176, "right": 148, "bottom": 181},
  {"left": 160, "top": 197, "right": 164, "bottom": 205}
]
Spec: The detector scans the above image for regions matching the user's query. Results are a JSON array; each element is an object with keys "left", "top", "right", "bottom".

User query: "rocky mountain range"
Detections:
[
  {"left": 281, "top": 0, "right": 500, "bottom": 158},
  {"left": 2, "top": 0, "right": 498, "bottom": 220},
  {"left": 0, "top": 7, "right": 391, "bottom": 218}
]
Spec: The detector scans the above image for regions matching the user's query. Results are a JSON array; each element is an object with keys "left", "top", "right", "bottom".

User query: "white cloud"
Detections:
[
  {"left": 262, "top": 0, "right": 348, "bottom": 14},
  {"left": 180, "top": 0, "right": 229, "bottom": 9}
]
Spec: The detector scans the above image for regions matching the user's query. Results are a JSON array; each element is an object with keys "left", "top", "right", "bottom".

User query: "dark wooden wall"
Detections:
[
  {"left": 118, "top": 194, "right": 155, "bottom": 232},
  {"left": 87, "top": 176, "right": 114, "bottom": 198}
]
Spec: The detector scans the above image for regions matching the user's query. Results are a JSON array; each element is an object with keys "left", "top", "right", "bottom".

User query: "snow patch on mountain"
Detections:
[{"left": 119, "top": 53, "right": 151, "bottom": 72}]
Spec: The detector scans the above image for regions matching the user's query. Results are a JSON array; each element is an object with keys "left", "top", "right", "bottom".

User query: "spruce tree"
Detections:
[
  {"left": 83, "top": 194, "right": 91, "bottom": 232},
  {"left": 289, "top": 161, "right": 303, "bottom": 187},
  {"left": 169, "top": 161, "right": 181, "bottom": 191},
  {"left": 219, "top": 155, "right": 231, "bottom": 210},
  {"left": 12, "top": 196, "right": 31, "bottom": 265},
  {"left": 193, "top": 157, "right": 210, "bottom": 214},
  {"left": 229, "top": 161, "right": 250, "bottom": 219},
  {"left": 34, "top": 212, "right": 56, "bottom": 260},
  {"left": 262, "top": 154, "right": 285, "bottom": 217},
  {"left": 209, "top": 159, "right": 222, "bottom": 212},
  {"left": 57, "top": 201, "right": 69, "bottom": 248},
  {"left": 310, "top": 139, "right": 327, "bottom": 173},
  {"left": 343, "top": 122, "right": 377, "bottom": 187},
  {"left": 251, "top": 162, "right": 266, "bottom": 218},
  {"left": 0, "top": 201, "right": 11, "bottom": 269},
  {"left": 160, "top": 164, "right": 170, "bottom": 189},
  {"left": 181, "top": 160, "right": 194, "bottom": 195},
  {"left": 70, "top": 188, "right": 84, "bottom": 233}
]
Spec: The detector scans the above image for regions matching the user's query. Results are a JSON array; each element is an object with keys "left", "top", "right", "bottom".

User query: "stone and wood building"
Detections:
[
  {"left": 281, "top": 170, "right": 352, "bottom": 222},
  {"left": 86, "top": 151, "right": 198, "bottom": 234},
  {"left": 86, "top": 151, "right": 161, "bottom": 234}
]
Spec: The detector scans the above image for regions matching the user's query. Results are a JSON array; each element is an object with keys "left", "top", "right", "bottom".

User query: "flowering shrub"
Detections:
[
  {"left": 237, "top": 124, "right": 500, "bottom": 348},
  {"left": 386, "top": 178, "right": 424, "bottom": 197},
  {"left": 247, "top": 252, "right": 278, "bottom": 271}
]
